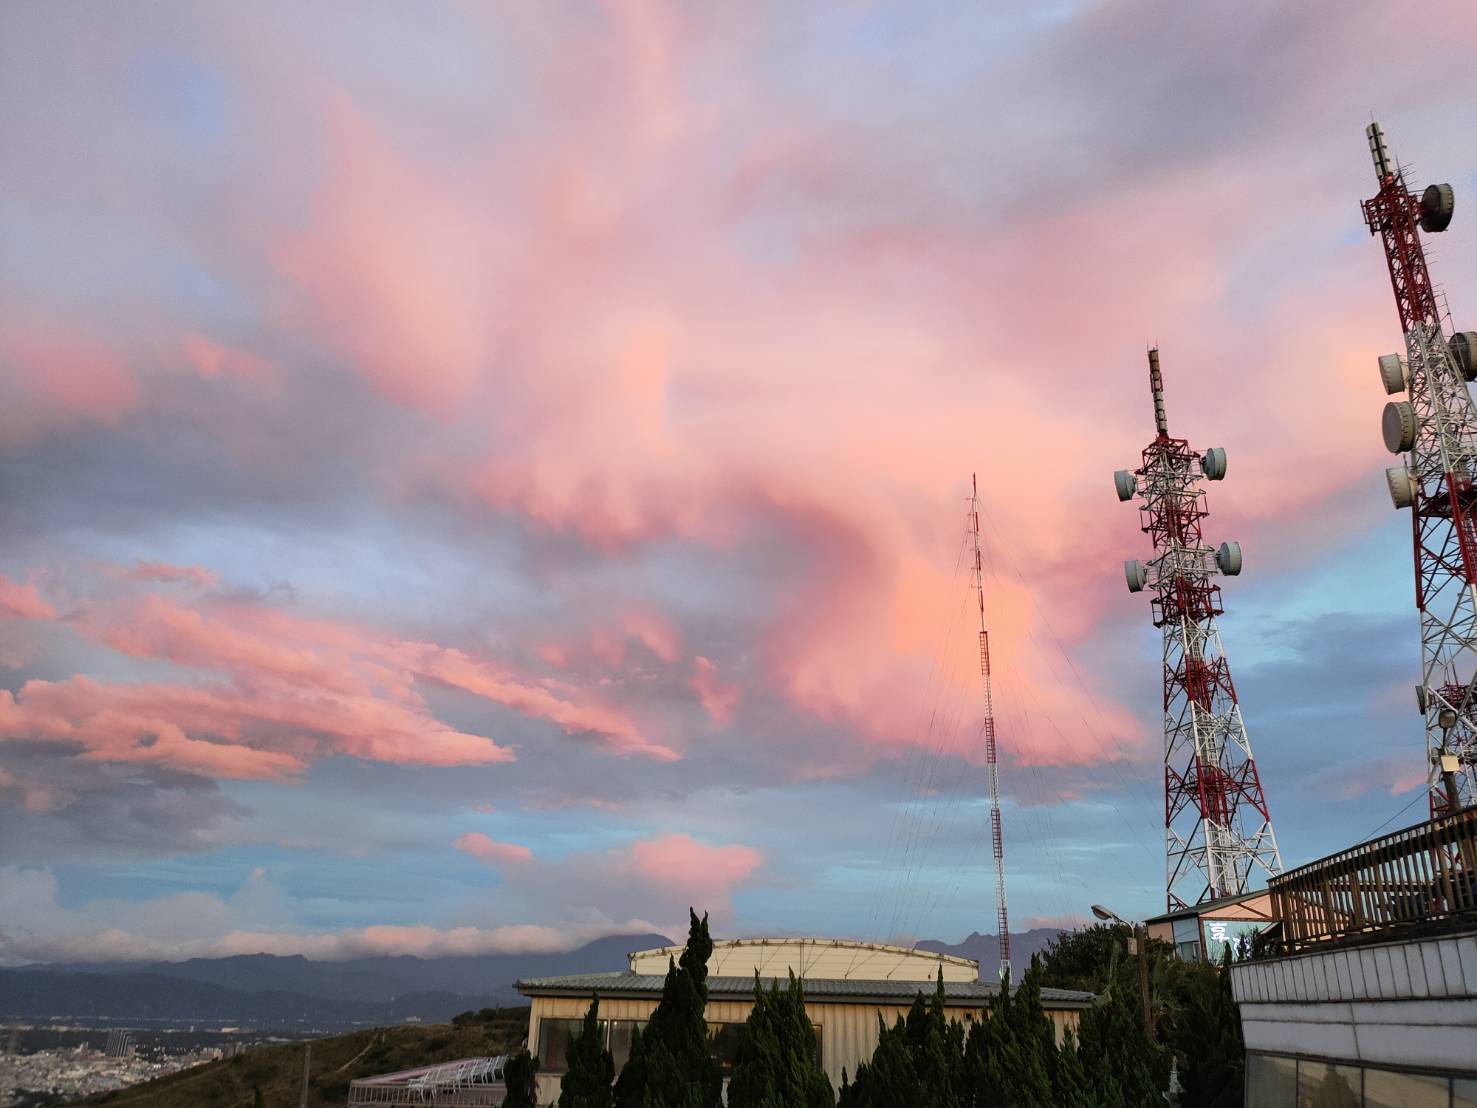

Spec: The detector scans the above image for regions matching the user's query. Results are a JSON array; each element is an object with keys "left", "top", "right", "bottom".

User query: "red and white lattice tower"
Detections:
[
  {"left": 969, "top": 474, "right": 1010, "bottom": 980},
  {"left": 1115, "top": 350, "right": 1283, "bottom": 910},
  {"left": 1363, "top": 121, "right": 1477, "bottom": 816}
]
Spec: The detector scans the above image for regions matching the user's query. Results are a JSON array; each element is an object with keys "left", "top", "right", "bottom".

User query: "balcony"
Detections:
[{"left": 1265, "top": 806, "right": 1476, "bottom": 954}]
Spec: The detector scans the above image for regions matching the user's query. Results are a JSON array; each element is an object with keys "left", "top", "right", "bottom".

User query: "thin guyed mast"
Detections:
[{"left": 970, "top": 474, "right": 1011, "bottom": 980}]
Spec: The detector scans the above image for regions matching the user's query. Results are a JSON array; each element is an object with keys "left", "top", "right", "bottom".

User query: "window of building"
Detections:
[
  {"left": 1247, "top": 1053, "right": 1297, "bottom": 1106},
  {"left": 537, "top": 1018, "right": 593, "bottom": 1073},
  {"left": 1245, "top": 1053, "right": 1476, "bottom": 1108},
  {"left": 1297, "top": 1061, "right": 1361, "bottom": 1107},
  {"left": 608, "top": 1020, "right": 645, "bottom": 1072},
  {"left": 1364, "top": 1067, "right": 1450, "bottom": 1108}
]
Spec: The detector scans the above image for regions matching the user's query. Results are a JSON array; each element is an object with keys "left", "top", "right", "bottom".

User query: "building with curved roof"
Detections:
[{"left": 517, "top": 937, "right": 1093, "bottom": 1102}]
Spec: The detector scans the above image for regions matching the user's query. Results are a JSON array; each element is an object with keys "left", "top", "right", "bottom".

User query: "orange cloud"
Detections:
[{"left": 453, "top": 832, "right": 533, "bottom": 865}]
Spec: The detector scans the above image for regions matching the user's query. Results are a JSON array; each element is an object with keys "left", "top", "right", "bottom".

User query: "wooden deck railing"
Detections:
[{"left": 1266, "top": 805, "right": 1477, "bottom": 954}]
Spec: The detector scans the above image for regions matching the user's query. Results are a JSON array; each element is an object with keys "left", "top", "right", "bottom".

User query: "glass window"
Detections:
[
  {"left": 709, "top": 1022, "right": 745, "bottom": 1076},
  {"left": 1452, "top": 1077, "right": 1477, "bottom": 1108},
  {"left": 537, "top": 1018, "right": 593, "bottom": 1073},
  {"left": 1245, "top": 1053, "right": 1296, "bottom": 1108},
  {"left": 609, "top": 1020, "right": 645, "bottom": 1072},
  {"left": 1297, "top": 1060, "right": 1360, "bottom": 1108},
  {"left": 1364, "top": 1068, "right": 1449, "bottom": 1108}
]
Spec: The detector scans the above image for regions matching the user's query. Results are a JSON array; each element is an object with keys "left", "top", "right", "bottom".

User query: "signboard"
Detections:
[{"left": 1201, "top": 917, "right": 1268, "bottom": 962}]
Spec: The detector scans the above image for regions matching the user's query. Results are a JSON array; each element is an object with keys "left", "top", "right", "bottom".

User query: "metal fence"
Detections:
[
  {"left": 1266, "top": 805, "right": 1477, "bottom": 953},
  {"left": 346, "top": 1056, "right": 507, "bottom": 1106}
]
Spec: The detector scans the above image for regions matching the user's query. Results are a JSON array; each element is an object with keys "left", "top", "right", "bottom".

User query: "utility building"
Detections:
[{"left": 517, "top": 937, "right": 1093, "bottom": 1103}]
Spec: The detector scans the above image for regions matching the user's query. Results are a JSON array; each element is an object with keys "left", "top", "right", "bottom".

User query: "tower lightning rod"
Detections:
[{"left": 969, "top": 474, "right": 1011, "bottom": 981}]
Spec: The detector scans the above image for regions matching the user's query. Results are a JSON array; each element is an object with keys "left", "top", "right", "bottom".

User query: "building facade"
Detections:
[
  {"left": 1229, "top": 807, "right": 1477, "bottom": 1106},
  {"left": 517, "top": 937, "right": 1094, "bottom": 1105}
]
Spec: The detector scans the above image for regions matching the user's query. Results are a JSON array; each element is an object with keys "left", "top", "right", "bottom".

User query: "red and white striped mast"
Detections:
[
  {"left": 969, "top": 474, "right": 1011, "bottom": 980},
  {"left": 1115, "top": 351, "right": 1283, "bottom": 910},
  {"left": 1363, "top": 121, "right": 1477, "bottom": 815}
]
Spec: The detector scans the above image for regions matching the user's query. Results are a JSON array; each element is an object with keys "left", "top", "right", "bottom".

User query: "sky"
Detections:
[{"left": 3, "top": 0, "right": 1477, "bottom": 966}]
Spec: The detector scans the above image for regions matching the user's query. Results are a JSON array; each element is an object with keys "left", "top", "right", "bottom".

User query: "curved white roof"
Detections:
[{"left": 628, "top": 937, "right": 979, "bottom": 983}]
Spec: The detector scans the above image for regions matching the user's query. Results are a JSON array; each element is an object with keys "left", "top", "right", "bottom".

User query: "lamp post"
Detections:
[{"left": 1091, "top": 904, "right": 1152, "bottom": 1035}]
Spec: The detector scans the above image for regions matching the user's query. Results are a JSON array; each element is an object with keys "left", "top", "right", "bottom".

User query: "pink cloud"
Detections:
[
  {"left": 0, "top": 567, "right": 669, "bottom": 779},
  {"left": 629, "top": 833, "right": 763, "bottom": 907},
  {"left": 0, "top": 576, "right": 56, "bottom": 621},
  {"left": 127, "top": 562, "right": 223, "bottom": 588},
  {"left": 272, "top": 97, "right": 494, "bottom": 416},
  {"left": 181, "top": 334, "right": 277, "bottom": 382},
  {"left": 0, "top": 326, "right": 137, "bottom": 440},
  {"left": 453, "top": 832, "right": 533, "bottom": 865},
  {"left": 690, "top": 656, "right": 739, "bottom": 727}
]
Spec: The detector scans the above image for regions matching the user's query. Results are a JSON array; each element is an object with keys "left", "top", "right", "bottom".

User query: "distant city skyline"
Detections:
[{"left": 2, "top": 0, "right": 1477, "bottom": 964}]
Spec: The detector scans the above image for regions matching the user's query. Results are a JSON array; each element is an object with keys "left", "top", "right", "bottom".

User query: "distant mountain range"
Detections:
[
  {"left": 1, "top": 929, "right": 1062, "bottom": 1031},
  {"left": 916, "top": 928, "right": 1064, "bottom": 973},
  {"left": 1, "top": 933, "right": 671, "bottom": 1031}
]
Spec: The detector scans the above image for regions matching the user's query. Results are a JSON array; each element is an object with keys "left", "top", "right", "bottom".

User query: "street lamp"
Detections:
[
  {"left": 1090, "top": 904, "right": 1152, "bottom": 1035},
  {"left": 1437, "top": 707, "right": 1462, "bottom": 812}
]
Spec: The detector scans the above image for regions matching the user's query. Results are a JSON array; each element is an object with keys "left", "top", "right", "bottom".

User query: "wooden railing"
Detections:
[{"left": 1266, "top": 805, "right": 1477, "bottom": 954}]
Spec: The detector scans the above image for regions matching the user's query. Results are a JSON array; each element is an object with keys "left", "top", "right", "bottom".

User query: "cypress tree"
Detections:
[
  {"left": 612, "top": 909, "right": 722, "bottom": 1108},
  {"left": 561, "top": 996, "right": 616, "bottom": 1108},
  {"left": 1076, "top": 981, "right": 1170, "bottom": 1108},
  {"left": 1052, "top": 1028, "right": 1095, "bottom": 1108},
  {"left": 727, "top": 974, "right": 782, "bottom": 1108},
  {"left": 503, "top": 1049, "right": 540, "bottom": 1108},
  {"left": 1163, "top": 948, "right": 1243, "bottom": 1108}
]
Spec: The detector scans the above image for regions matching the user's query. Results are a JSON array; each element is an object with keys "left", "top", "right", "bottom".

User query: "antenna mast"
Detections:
[
  {"left": 1362, "top": 121, "right": 1477, "bottom": 815},
  {"left": 1115, "top": 350, "right": 1283, "bottom": 909},
  {"left": 970, "top": 474, "right": 1011, "bottom": 980}
]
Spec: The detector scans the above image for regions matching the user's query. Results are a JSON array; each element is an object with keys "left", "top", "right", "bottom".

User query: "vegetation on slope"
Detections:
[{"left": 82, "top": 1007, "right": 528, "bottom": 1108}]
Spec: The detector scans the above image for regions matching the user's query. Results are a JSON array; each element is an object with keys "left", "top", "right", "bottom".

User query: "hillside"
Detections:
[{"left": 82, "top": 1008, "right": 528, "bottom": 1108}]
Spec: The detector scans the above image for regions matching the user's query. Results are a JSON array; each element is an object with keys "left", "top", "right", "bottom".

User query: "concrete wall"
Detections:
[
  {"left": 527, "top": 993, "right": 1082, "bottom": 1105},
  {"left": 1230, "top": 931, "right": 1477, "bottom": 1074}
]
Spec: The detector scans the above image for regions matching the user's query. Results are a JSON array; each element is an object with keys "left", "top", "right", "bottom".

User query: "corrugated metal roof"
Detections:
[{"left": 516, "top": 972, "right": 1094, "bottom": 1008}]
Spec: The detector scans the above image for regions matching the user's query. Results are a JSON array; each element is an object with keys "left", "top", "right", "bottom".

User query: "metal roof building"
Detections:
[{"left": 517, "top": 937, "right": 1093, "bottom": 1103}]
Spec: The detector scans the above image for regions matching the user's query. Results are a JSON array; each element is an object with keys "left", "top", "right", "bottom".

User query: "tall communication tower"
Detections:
[
  {"left": 969, "top": 474, "right": 1010, "bottom": 980},
  {"left": 1115, "top": 350, "right": 1283, "bottom": 910},
  {"left": 1363, "top": 121, "right": 1477, "bottom": 815}
]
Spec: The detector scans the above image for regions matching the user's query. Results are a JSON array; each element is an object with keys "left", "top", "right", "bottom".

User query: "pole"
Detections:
[
  {"left": 300, "top": 1041, "right": 311, "bottom": 1108},
  {"left": 1135, "top": 924, "right": 1152, "bottom": 1035}
]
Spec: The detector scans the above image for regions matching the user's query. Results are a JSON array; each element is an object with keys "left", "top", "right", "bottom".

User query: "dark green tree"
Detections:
[
  {"left": 1052, "top": 1029, "right": 1096, "bottom": 1108},
  {"left": 727, "top": 971, "right": 832, "bottom": 1108},
  {"left": 561, "top": 996, "right": 616, "bottom": 1108},
  {"left": 1161, "top": 948, "right": 1244, "bottom": 1108},
  {"left": 503, "top": 1049, "right": 540, "bottom": 1108},
  {"left": 965, "top": 971, "right": 1051, "bottom": 1108},
  {"left": 839, "top": 973, "right": 962, "bottom": 1108},
  {"left": 613, "top": 909, "right": 722, "bottom": 1108},
  {"left": 1076, "top": 980, "right": 1171, "bottom": 1108},
  {"left": 252, "top": 1087, "right": 265, "bottom": 1108}
]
